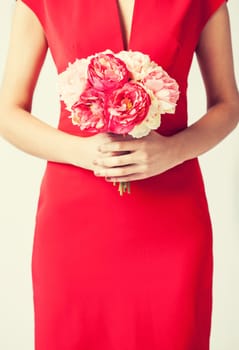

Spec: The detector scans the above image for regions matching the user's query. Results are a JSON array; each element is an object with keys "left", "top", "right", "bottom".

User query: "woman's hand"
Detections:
[
  {"left": 70, "top": 132, "right": 131, "bottom": 172},
  {"left": 92, "top": 131, "right": 183, "bottom": 182}
]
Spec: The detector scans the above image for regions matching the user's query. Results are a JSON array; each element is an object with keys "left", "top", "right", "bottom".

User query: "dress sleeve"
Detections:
[
  {"left": 18, "top": 0, "right": 45, "bottom": 31},
  {"left": 199, "top": 0, "right": 228, "bottom": 32}
]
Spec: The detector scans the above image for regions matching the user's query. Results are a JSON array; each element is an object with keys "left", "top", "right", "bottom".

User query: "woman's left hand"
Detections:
[{"left": 93, "top": 131, "right": 183, "bottom": 182}]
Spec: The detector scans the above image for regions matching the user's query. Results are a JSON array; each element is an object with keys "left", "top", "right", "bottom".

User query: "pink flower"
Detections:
[
  {"left": 88, "top": 53, "right": 129, "bottom": 92},
  {"left": 71, "top": 88, "right": 106, "bottom": 133},
  {"left": 143, "top": 68, "right": 180, "bottom": 113},
  {"left": 106, "top": 82, "right": 151, "bottom": 134}
]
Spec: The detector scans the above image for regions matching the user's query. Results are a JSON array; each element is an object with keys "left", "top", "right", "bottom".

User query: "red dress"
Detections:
[{"left": 21, "top": 1, "right": 227, "bottom": 349}]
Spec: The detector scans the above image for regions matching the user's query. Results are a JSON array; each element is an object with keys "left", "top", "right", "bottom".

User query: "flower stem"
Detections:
[{"left": 118, "top": 182, "right": 131, "bottom": 196}]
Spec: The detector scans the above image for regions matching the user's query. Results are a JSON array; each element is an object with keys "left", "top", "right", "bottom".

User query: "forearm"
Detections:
[
  {"left": 0, "top": 105, "right": 80, "bottom": 164},
  {"left": 172, "top": 101, "right": 239, "bottom": 163}
]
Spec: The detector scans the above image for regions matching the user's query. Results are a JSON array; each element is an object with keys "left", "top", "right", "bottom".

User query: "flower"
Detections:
[
  {"left": 70, "top": 88, "right": 106, "bottom": 133},
  {"left": 106, "top": 82, "right": 151, "bottom": 134},
  {"left": 88, "top": 53, "right": 129, "bottom": 92},
  {"left": 116, "top": 50, "right": 157, "bottom": 81},
  {"left": 143, "top": 68, "right": 180, "bottom": 114},
  {"left": 58, "top": 50, "right": 180, "bottom": 195},
  {"left": 58, "top": 58, "right": 90, "bottom": 110}
]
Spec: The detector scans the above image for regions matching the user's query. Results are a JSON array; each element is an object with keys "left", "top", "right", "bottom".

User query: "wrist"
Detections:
[
  {"left": 60, "top": 133, "right": 84, "bottom": 167},
  {"left": 164, "top": 132, "right": 189, "bottom": 168}
]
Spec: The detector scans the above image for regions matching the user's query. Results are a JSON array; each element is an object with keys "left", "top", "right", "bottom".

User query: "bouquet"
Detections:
[{"left": 59, "top": 50, "right": 180, "bottom": 195}]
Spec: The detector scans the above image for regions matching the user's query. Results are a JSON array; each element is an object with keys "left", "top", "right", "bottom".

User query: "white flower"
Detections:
[
  {"left": 58, "top": 58, "right": 90, "bottom": 110},
  {"left": 129, "top": 122, "right": 150, "bottom": 138},
  {"left": 116, "top": 50, "right": 157, "bottom": 81}
]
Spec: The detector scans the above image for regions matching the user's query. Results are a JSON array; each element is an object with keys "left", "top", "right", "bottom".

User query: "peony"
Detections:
[
  {"left": 70, "top": 88, "right": 106, "bottom": 133},
  {"left": 106, "top": 82, "right": 151, "bottom": 134},
  {"left": 58, "top": 58, "right": 90, "bottom": 110},
  {"left": 88, "top": 53, "right": 129, "bottom": 92},
  {"left": 143, "top": 68, "right": 180, "bottom": 114},
  {"left": 116, "top": 50, "right": 158, "bottom": 81}
]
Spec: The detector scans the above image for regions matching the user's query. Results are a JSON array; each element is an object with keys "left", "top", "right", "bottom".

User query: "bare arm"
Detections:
[
  {"left": 0, "top": 1, "right": 112, "bottom": 170},
  {"left": 172, "top": 2, "right": 239, "bottom": 162}
]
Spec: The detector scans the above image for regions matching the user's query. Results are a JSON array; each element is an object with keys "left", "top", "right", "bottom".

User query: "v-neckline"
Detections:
[{"left": 114, "top": 0, "right": 137, "bottom": 51}]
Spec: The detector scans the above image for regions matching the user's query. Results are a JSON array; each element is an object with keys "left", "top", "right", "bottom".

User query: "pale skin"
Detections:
[{"left": 0, "top": 1, "right": 239, "bottom": 184}]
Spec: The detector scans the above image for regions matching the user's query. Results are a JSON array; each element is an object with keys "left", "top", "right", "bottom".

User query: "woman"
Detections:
[{"left": 0, "top": 0, "right": 238, "bottom": 349}]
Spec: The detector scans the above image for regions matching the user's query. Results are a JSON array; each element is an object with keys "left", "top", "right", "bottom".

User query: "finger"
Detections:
[
  {"left": 97, "top": 151, "right": 114, "bottom": 158},
  {"left": 99, "top": 140, "right": 139, "bottom": 154},
  {"left": 94, "top": 164, "right": 142, "bottom": 178},
  {"left": 94, "top": 153, "right": 136, "bottom": 168},
  {"left": 106, "top": 172, "right": 147, "bottom": 182}
]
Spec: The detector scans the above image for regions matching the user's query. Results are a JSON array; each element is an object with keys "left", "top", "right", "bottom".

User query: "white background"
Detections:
[{"left": 0, "top": 1, "right": 238, "bottom": 349}]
